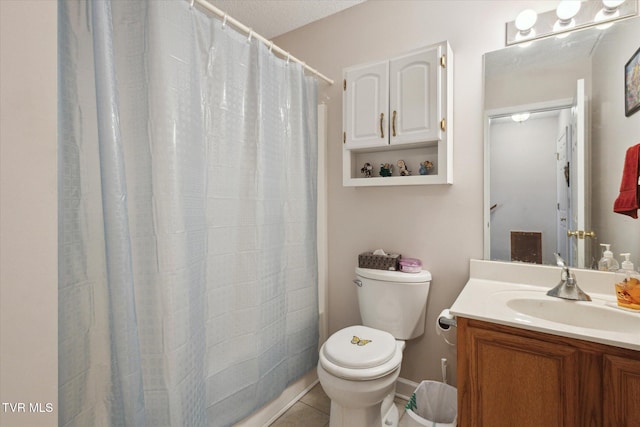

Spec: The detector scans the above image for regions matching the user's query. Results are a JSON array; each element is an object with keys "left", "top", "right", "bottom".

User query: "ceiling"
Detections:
[{"left": 206, "top": 0, "right": 366, "bottom": 39}]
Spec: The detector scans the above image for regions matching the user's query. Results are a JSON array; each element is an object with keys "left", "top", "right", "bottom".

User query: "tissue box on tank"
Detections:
[{"left": 358, "top": 251, "right": 401, "bottom": 271}]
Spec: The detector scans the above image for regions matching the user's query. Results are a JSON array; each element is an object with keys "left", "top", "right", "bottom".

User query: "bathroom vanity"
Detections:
[
  {"left": 457, "top": 318, "right": 640, "bottom": 426},
  {"left": 451, "top": 260, "right": 640, "bottom": 426}
]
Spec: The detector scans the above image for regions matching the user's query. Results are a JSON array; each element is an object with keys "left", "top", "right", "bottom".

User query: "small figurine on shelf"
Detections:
[
  {"left": 379, "top": 163, "right": 393, "bottom": 177},
  {"left": 419, "top": 160, "right": 434, "bottom": 175},
  {"left": 360, "top": 162, "right": 373, "bottom": 178},
  {"left": 397, "top": 160, "right": 411, "bottom": 176}
]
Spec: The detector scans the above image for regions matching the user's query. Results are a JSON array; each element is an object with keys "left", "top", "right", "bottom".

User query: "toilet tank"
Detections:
[{"left": 355, "top": 267, "right": 432, "bottom": 340}]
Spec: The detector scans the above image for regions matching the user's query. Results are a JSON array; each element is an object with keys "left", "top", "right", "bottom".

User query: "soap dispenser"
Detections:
[
  {"left": 614, "top": 253, "right": 640, "bottom": 310},
  {"left": 598, "top": 244, "right": 619, "bottom": 272}
]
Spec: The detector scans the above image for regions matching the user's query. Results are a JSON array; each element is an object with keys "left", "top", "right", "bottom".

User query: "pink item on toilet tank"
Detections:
[{"left": 399, "top": 258, "right": 422, "bottom": 273}]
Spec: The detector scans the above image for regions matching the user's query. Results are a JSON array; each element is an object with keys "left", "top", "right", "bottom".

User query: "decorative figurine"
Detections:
[
  {"left": 379, "top": 163, "right": 393, "bottom": 177},
  {"left": 397, "top": 160, "right": 411, "bottom": 176},
  {"left": 419, "top": 160, "right": 434, "bottom": 175},
  {"left": 360, "top": 162, "right": 373, "bottom": 178}
]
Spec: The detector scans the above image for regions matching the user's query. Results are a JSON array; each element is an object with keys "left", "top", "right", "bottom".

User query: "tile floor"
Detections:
[{"left": 269, "top": 383, "right": 410, "bottom": 427}]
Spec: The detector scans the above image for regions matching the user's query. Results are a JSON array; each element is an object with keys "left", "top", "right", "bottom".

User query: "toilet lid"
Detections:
[{"left": 322, "top": 325, "right": 396, "bottom": 369}]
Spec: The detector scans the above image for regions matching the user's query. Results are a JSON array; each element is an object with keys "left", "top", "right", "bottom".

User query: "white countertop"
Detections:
[{"left": 450, "top": 260, "right": 640, "bottom": 352}]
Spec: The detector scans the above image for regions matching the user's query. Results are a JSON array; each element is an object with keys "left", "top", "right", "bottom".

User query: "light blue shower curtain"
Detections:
[{"left": 58, "top": 1, "right": 319, "bottom": 426}]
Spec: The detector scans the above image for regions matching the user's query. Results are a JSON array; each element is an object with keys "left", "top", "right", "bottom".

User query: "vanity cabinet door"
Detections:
[
  {"left": 458, "top": 319, "right": 583, "bottom": 427},
  {"left": 389, "top": 46, "right": 440, "bottom": 145},
  {"left": 343, "top": 60, "right": 389, "bottom": 149},
  {"left": 603, "top": 355, "right": 640, "bottom": 426}
]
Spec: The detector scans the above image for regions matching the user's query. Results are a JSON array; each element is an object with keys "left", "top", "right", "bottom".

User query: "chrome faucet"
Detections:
[{"left": 546, "top": 253, "right": 592, "bottom": 301}]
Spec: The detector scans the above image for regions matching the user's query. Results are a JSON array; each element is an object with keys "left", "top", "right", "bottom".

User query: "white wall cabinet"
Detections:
[{"left": 343, "top": 41, "right": 453, "bottom": 186}]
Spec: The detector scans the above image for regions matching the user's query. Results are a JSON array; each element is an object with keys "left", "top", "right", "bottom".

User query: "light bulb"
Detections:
[
  {"left": 515, "top": 9, "right": 538, "bottom": 34},
  {"left": 511, "top": 112, "right": 531, "bottom": 123},
  {"left": 596, "top": 0, "right": 624, "bottom": 27},
  {"left": 602, "top": 0, "right": 625, "bottom": 12},
  {"left": 556, "top": 0, "right": 581, "bottom": 22}
]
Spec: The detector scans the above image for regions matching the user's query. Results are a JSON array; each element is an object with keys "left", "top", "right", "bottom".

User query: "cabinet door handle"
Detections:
[
  {"left": 392, "top": 110, "right": 397, "bottom": 137},
  {"left": 380, "top": 113, "right": 384, "bottom": 138}
]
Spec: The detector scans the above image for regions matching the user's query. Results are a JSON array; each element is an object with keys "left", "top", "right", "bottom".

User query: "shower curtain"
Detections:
[{"left": 58, "top": 1, "right": 318, "bottom": 426}]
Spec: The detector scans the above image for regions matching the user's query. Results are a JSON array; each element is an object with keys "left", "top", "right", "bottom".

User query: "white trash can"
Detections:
[{"left": 405, "top": 380, "right": 457, "bottom": 427}]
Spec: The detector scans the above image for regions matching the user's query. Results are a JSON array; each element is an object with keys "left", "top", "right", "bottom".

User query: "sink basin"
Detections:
[{"left": 505, "top": 295, "right": 639, "bottom": 333}]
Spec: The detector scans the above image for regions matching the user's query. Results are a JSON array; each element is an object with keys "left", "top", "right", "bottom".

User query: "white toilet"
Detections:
[{"left": 317, "top": 267, "right": 432, "bottom": 427}]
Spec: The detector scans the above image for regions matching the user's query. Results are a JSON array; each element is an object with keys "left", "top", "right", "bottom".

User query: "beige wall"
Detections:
[
  {"left": 275, "top": 0, "right": 557, "bottom": 384},
  {"left": 0, "top": 1, "right": 57, "bottom": 426}
]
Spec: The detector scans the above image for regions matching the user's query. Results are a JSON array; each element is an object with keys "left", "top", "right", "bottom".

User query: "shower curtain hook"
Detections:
[
  {"left": 247, "top": 30, "right": 253, "bottom": 43},
  {"left": 269, "top": 41, "right": 274, "bottom": 53},
  {"left": 222, "top": 14, "right": 228, "bottom": 29},
  {"left": 286, "top": 52, "right": 290, "bottom": 65},
  {"left": 189, "top": 0, "right": 195, "bottom": 8}
]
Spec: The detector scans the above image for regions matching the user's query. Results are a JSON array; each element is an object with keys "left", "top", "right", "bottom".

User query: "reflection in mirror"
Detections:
[{"left": 484, "top": 16, "right": 640, "bottom": 269}]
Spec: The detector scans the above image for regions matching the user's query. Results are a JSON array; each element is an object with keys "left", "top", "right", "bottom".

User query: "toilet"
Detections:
[{"left": 317, "top": 267, "right": 432, "bottom": 427}]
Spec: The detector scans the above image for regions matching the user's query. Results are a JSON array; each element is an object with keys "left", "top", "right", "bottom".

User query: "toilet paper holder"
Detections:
[
  {"left": 437, "top": 316, "right": 457, "bottom": 329},
  {"left": 436, "top": 309, "right": 457, "bottom": 347}
]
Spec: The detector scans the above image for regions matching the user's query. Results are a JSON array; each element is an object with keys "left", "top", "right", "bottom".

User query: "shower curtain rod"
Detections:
[{"left": 190, "top": 0, "right": 334, "bottom": 85}]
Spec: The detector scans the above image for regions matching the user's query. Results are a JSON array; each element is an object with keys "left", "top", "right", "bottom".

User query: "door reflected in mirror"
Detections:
[{"left": 484, "top": 16, "right": 640, "bottom": 269}]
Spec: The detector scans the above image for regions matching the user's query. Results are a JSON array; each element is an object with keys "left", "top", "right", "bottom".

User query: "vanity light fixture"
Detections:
[{"left": 506, "top": 0, "right": 637, "bottom": 46}]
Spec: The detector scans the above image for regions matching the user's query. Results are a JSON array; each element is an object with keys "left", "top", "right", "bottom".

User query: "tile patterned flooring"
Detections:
[{"left": 269, "top": 383, "right": 410, "bottom": 427}]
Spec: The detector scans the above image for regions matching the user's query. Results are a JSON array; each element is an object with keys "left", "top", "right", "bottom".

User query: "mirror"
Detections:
[{"left": 484, "top": 16, "right": 640, "bottom": 269}]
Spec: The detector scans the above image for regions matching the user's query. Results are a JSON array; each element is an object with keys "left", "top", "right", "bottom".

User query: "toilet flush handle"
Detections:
[{"left": 353, "top": 279, "right": 362, "bottom": 287}]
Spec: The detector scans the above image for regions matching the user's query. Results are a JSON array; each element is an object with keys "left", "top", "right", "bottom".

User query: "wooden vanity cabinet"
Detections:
[{"left": 457, "top": 317, "right": 640, "bottom": 427}]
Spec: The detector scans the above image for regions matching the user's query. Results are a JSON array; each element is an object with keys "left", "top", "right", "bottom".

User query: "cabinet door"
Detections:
[
  {"left": 343, "top": 60, "right": 389, "bottom": 149},
  {"left": 458, "top": 322, "right": 581, "bottom": 427},
  {"left": 603, "top": 354, "right": 640, "bottom": 426},
  {"left": 389, "top": 45, "right": 440, "bottom": 145}
]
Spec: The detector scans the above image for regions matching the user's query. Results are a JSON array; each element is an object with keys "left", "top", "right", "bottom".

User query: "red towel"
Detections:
[{"left": 613, "top": 144, "right": 640, "bottom": 219}]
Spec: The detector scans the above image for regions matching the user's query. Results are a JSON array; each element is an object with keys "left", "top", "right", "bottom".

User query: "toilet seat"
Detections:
[{"left": 319, "top": 325, "right": 403, "bottom": 380}]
